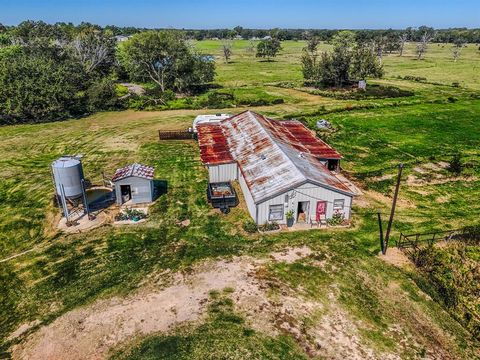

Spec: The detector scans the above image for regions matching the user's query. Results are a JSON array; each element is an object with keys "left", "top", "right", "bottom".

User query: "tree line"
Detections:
[
  {"left": 0, "top": 21, "right": 478, "bottom": 124},
  {"left": 2, "top": 22, "right": 479, "bottom": 43}
]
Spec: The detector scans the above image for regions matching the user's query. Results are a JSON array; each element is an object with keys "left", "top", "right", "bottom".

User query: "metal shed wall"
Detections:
[
  {"left": 239, "top": 171, "right": 257, "bottom": 222},
  {"left": 256, "top": 182, "right": 352, "bottom": 225},
  {"left": 207, "top": 163, "right": 238, "bottom": 183},
  {"left": 114, "top": 177, "right": 154, "bottom": 205}
]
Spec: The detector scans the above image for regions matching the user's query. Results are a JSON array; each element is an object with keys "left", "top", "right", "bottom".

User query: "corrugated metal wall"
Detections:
[
  {"left": 114, "top": 177, "right": 153, "bottom": 205},
  {"left": 256, "top": 182, "right": 352, "bottom": 225},
  {"left": 239, "top": 171, "right": 257, "bottom": 221},
  {"left": 207, "top": 163, "right": 238, "bottom": 183}
]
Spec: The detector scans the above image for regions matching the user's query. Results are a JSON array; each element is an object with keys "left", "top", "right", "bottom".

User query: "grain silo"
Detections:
[
  {"left": 51, "top": 156, "right": 85, "bottom": 199},
  {"left": 51, "top": 155, "right": 89, "bottom": 221}
]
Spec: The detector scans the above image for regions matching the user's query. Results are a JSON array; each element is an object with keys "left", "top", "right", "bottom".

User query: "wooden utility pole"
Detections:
[{"left": 383, "top": 163, "right": 404, "bottom": 254}]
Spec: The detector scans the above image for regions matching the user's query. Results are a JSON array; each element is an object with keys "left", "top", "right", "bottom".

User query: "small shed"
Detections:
[{"left": 112, "top": 163, "right": 155, "bottom": 205}]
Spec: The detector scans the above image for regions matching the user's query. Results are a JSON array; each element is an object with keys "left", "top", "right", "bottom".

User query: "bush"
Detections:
[
  {"left": 258, "top": 222, "right": 280, "bottom": 232},
  {"left": 198, "top": 91, "right": 235, "bottom": 108},
  {"left": 242, "top": 220, "right": 258, "bottom": 234},
  {"left": 402, "top": 75, "right": 427, "bottom": 82},
  {"left": 327, "top": 212, "right": 345, "bottom": 226},
  {"left": 115, "top": 208, "right": 148, "bottom": 222},
  {"left": 447, "top": 152, "right": 463, "bottom": 175},
  {"left": 86, "top": 78, "right": 120, "bottom": 112}
]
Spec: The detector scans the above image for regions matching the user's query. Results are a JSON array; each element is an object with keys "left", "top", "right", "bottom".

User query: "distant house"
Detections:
[
  {"left": 197, "top": 111, "right": 355, "bottom": 225},
  {"left": 262, "top": 35, "right": 272, "bottom": 40},
  {"left": 112, "top": 163, "right": 155, "bottom": 205},
  {"left": 115, "top": 35, "right": 130, "bottom": 42}
]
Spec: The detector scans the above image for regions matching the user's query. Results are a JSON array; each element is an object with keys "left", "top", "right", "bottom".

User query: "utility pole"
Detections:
[{"left": 383, "top": 163, "right": 404, "bottom": 254}]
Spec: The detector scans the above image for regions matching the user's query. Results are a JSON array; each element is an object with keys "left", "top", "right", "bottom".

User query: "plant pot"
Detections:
[{"left": 287, "top": 218, "right": 294, "bottom": 227}]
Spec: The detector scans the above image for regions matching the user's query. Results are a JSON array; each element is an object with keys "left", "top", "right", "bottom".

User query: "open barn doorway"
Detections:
[
  {"left": 120, "top": 185, "right": 131, "bottom": 204},
  {"left": 297, "top": 201, "right": 310, "bottom": 223}
]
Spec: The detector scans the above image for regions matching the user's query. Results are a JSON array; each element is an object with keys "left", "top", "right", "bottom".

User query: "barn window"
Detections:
[
  {"left": 269, "top": 204, "right": 284, "bottom": 221},
  {"left": 333, "top": 199, "right": 345, "bottom": 210}
]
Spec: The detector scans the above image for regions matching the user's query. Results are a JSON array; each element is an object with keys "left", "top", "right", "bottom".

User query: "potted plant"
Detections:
[{"left": 286, "top": 210, "right": 295, "bottom": 227}]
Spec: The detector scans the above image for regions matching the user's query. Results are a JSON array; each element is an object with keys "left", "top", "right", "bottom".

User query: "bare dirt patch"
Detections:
[
  {"left": 9, "top": 247, "right": 420, "bottom": 360},
  {"left": 379, "top": 248, "right": 413, "bottom": 268}
]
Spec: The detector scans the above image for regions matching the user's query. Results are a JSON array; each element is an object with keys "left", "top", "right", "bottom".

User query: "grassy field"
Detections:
[{"left": 1, "top": 39, "right": 480, "bottom": 358}]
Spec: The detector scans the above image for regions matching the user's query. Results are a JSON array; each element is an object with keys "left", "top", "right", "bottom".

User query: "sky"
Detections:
[{"left": 1, "top": 0, "right": 479, "bottom": 29}]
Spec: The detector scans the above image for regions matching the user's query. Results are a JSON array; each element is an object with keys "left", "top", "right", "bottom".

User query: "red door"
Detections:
[{"left": 316, "top": 201, "right": 327, "bottom": 221}]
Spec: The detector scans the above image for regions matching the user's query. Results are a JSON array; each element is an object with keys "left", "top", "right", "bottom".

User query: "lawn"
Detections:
[{"left": 1, "top": 39, "right": 480, "bottom": 358}]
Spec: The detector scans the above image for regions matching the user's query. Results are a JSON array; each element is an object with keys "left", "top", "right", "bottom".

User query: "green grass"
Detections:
[{"left": 1, "top": 39, "right": 480, "bottom": 358}]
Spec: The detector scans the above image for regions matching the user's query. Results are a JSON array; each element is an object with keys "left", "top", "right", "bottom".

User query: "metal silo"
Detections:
[{"left": 51, "top": 156, "right": 85, "bottom": 199}]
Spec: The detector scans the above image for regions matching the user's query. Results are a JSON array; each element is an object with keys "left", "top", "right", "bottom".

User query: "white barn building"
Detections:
[{"left": 197, "top": 111, "right": 355, "bottom": 225}]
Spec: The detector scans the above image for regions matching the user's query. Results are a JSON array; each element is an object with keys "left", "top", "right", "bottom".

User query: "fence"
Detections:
[
  {"left": 396, "top": 228, "right": 465, "bottom": 249},
  {"left": 158, "top": 130, "right": 196, "bottom": 140}
]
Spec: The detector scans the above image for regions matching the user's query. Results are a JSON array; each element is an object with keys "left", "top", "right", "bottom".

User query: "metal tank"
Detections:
[{"left": 51, "top": 156, "right": 85, "bottom": 199}]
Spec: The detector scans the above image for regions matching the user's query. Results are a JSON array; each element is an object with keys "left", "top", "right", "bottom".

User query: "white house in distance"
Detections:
[{"left": 197, "top": 110, "right": 355, "bottom": 225}]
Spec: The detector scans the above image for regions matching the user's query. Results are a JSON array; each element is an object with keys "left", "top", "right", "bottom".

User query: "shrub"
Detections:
[
  {"left": 242, "top": 220, "right": 258, "bottom": 234},
  {"left": 447, "top": 152, "right": 463, "bottom": 175},
  {"left": 258, "top": 222, "right": 280, "bottom": 232},
  {"left": 327, "top": 212, "right": 345, "bottom": 226},
  {"left": 86, "top": 78, "right": 120, "bottom": 112},
  {"left": 115, "top": 208, "right": 148, "bottom": 221}
]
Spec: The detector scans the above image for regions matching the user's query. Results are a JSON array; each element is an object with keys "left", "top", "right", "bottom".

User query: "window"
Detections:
[
  {"left": 269, "top": 204, "right": 284, "bottom": 221},
  {"left": 333, "top": 199, "right": 345, "bottom": 211}
]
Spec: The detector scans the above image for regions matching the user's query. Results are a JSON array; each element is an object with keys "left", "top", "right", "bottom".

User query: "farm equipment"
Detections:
[{"left": 207, "top": 182, "right": 238, "bottom": 214}]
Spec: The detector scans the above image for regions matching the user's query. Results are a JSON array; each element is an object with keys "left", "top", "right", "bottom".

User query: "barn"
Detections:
[
  {"left": 197, "top": 111, "right": 355, "bottom": 225},
  {"left": 112, "top": 163, "right": 155, "bottom": 205}
]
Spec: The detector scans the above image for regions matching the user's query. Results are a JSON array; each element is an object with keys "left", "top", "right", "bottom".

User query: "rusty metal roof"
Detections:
[
  {"left": 197, "top": 124, "right": 235, "bottom": 165},
  {"left": 112, "top": 163, "right": 155, "bottom": 182},
  {"left": 198, "top": 111, "right": 353, "bottom": 202}
]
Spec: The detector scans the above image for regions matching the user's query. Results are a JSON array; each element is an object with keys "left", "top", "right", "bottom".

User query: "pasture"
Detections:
[{"left": 1, "top": 40, "right": 479, "bottom": 359}]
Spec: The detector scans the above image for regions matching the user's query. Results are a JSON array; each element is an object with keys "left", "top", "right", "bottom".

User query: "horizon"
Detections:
[{"left": 2, "top": 0, "right": 480, "bottom": 29}]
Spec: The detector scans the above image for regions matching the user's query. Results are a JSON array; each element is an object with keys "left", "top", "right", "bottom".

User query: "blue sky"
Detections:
[{"left": 1, "top": 0, "right": 479, "bottom": 29}]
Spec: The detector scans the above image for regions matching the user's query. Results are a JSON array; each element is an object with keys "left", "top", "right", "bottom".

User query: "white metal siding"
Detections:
[
  {"left": 207, "top": 163, "right": 238, "bottom": 183},
  {"left": 114, "top": 177, "right": 153, "bottom": 205},
  {"left": 239, "top": 171, "right": 257, "bottom": 221},
  {"left": 255, "top": 182, "right": 352, "bottom": 225}
]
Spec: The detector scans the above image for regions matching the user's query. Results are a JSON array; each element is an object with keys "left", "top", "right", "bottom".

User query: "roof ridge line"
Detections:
[{"left": 252, "top": 111, "right": 309, "bottom": 183}]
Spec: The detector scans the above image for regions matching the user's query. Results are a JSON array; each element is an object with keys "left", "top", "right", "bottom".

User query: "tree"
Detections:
[
  {"left": 416, "top": 31, "right": 435, "bottom": 60},
  {"left": 306, "top": 36, "right": 320, "bottom": 55},
  {"left": 0, "top": 50, "right": 87, "bottom": 123},
  {"left": 302, "top": 31, "right": 383, "bottom": 88},
  {"left": 351, "top": 45, "right": 384, "bottom": 80},
  {"left": 398, "top": 32, "right": 409, "bottom": 56},
  {"left": 330, "top": 31, "right": 356, "bottom": 87},
  {"left": 372, "top": 35, "right": 388, "bottom": 64},
  {"left": 71, "top": 28, "right": 116, "bottom": 75},
  {"left": 245, "top": 40, "right": 256, "bottom": 56},
  {"left": 118, "top": 30, "right": 214, "bottom": 93},
  {"left": 451, "top": 38, "right": 466, "bottom": 62},
  {"left": 256, "top": 38, "right": 281, "bottom": 61},
  {"left": 221, "top": 40, "right": 233, "bottom": 63}
]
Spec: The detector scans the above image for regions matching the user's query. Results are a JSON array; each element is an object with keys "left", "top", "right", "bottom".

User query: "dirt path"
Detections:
[{"left": 11, "top": 247, "right": 399, "bottom": 360}]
